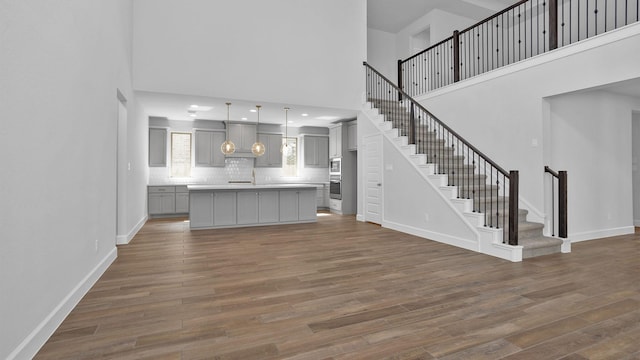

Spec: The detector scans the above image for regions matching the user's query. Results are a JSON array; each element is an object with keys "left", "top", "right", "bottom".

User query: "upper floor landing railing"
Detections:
[{"left": 399, "top": 0, "right": 640, "bottom": 97}]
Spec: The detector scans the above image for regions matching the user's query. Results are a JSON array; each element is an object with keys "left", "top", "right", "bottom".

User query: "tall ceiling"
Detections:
[
  {"left": 140, "top": 0, "right": 524, "bottom": 125},
  {"left": 368, "top": 0, "right": 521, "bottom": 33}
]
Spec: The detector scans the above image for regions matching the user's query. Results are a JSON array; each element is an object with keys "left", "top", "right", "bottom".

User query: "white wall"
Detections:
[
  {"left": 357, "top": 109, "right": 478, "bottom": 251},
  {"left": 366, "top": 9, "right": 476, "bottom": 90},
  {"left": 133, "top": 0, "right": 367, "bottom": 111},
  {"left": 418, "top": 23, "right": 640, "bottom": 241},
  {"left": 122, "top": 98, "right": 151, "bottom": 244},
  {"left": 0, "top": 1, "right": 135, "bottom": 358},
  {"left": 396, "top": 9, "right": 476, "bottom": 60},
  {"left": 367, "top": 28, "right": 397, "bottom": 81},
  {"left": 547, "top": 90, "right": 639, "bottom": 240}
]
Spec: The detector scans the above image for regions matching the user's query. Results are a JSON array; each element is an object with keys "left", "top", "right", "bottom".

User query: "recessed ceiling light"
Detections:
[
  {"left": 288, "top": 120, "right": 294, "bottom": 124},
  {"left": 241, "top": 117, "right": 248, "bottom": 120},
  {"left": 190, "top": 113, "right": 197, "bottom": 117},
  {"left": 189, "top": 105, "right": 213, "bottom": 111},
  {"left": 249, "top": 109, "right": 257, "bottom": 113},
  {"left": 301, "top": 113, "right": 309, "bottom": 117}
]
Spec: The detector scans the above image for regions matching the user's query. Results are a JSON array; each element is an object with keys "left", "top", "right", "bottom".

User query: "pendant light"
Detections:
[
  {"left": 221, "top": 102, "right": 236, "bottom": 155},
  {"left": 281, "top": 107, "right": 290, "bottom": 155},
  {"left": 251, "top": 105, "right": 265, "bottom": 156}
]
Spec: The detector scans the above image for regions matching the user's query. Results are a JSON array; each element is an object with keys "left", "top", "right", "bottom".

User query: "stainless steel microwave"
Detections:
[{"left": 330, "top": 158, "right": 341, "bottom": 174}]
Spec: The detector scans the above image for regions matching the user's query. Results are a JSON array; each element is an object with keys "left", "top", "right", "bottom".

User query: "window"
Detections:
[
  {"left": 171, "top": 132, "right": 191, "bottom": 177},
  {"left": 282, "top": 137, "right": 297, "bottom": 177}
]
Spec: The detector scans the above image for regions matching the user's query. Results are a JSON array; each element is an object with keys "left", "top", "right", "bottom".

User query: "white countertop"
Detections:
[{"left": 187, "top": 183, "right": 321, "bottom": 191}]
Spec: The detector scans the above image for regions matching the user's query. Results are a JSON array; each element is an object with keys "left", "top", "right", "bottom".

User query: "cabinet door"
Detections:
[
  {"left": 149, "top": 128, "right": 167, "bottom": 167},
  {"left": 304, "top": 136, "right": 328, "bottom": 168},
  {"left": 279, "top": 190, "right": 299, "bottom": 222},
  {"left": 347, "top": 122, "right": 357, "bottom": 151},
  {"left": 237, "top": 192, "right": 259, "bottom": 225},
  {"left": 229, "top": 124, "right": 256, "bottom": 152},
  {"left": 213, "top": 192, "right": 237, "bottom": 226},
  {"left": 175, "top": 192, "right": 189, "bottom": 213},
  {"left": 195, "top": 131, "right": 225, "bottom": 167},
  {"left": 316, "top": 187, "right": 325, "bottom": 209},
  {"left": 148, "top": 194, "right": 164, "bottom": 215},
  {"left": 256, "top": 134, "right": 282, "bottom": 167},
  {"left": 329, "top": 126, "right": 342, "bottom": 158},
  {"left": 190, "top": 192, "right": 213, "bottom": 228},
  {"left": 258, "top": 191, "right": 279, "bottom": 223},
  {"left": 298, "top": 189, "right": 317, "bottom": 221},
  {"left": 304, "top": 136, "right": 318, "bottom": 166},
  {"left": 195, "top": 130, "right": 212, "bottom": 166},
  {"left": 317, "top": 136, "right": 329, "bottom": 167},
  {"left": 161, "top": 194, "right": 176, "bottom": 213}
]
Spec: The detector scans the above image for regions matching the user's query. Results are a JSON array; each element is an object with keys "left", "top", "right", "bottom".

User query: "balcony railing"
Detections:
[{"left": 399, "top": 0, "right": 640, "bottom": 97}]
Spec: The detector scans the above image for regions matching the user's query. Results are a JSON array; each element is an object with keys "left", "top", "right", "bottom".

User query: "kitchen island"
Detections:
[{"left": 188, "top": 184, "right": 317, "bottom": 229}]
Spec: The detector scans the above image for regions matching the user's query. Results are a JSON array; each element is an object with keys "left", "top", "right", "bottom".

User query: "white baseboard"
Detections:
[
  {"left": 356, "top": 214, "right": 365, "bottom": 222},
  {"left": 8, "top": 248, "right": 117, "bottom": 360},
  {"left": 116, "top": 215, "right": 147, "bottom": 245},
  {"left": 383, "top": 220, "right": 478, "bottom": 252},
  {"left": 569, "top": 226, "right": 635, "bottom": 243}
]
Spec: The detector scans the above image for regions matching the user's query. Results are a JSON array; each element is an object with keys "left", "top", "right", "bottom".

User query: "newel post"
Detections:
[
  {"left": 549, "top": 0, "right": 559, "bottom": 50},
  {"left": 453, "top": 30, "right": 460, "bottom": 82},
  {"left": 508, "top": 170, "right": 519, "bottom": 245},
  {"left": 558, "top": 170, "right": 568, "bottom": 238}
]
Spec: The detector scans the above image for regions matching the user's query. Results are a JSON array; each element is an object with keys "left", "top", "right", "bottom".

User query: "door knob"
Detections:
[{"left": 377, "top": 183, "right": 382, "bottom": 186}]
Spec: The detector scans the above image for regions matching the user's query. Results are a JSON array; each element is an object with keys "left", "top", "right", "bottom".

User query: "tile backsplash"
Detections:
[{"left": 148, "top": 157, "right": 329, "bottom": 185}]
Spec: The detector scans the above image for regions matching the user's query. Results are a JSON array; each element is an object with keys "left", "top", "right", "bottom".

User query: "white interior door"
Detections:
[{"left": 364, "top": 134, "right": 382, "bottom": 224}]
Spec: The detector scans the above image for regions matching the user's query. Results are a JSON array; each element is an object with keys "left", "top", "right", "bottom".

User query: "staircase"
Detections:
[{"left": 367, "top": 98, "right": 565, "bottom": 259}]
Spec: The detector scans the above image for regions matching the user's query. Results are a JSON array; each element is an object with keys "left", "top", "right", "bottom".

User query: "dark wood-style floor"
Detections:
[{"left": 36, "top": 214, "right": 640, "bottom": 359}]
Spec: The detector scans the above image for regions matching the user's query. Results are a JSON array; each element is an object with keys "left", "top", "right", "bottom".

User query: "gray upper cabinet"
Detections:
[
  {"left": 329, "top": 125, "right": 342, "bottom": 158},
  {"left": 304, "top": 135, "right": 329, "bottom": 168},
  {"left": 149, "top": 128, "right": 167, "bottom": 167},
  {"left": 195, "top": 130, "right": 225, "bottom": 167},
  {"left": 228, "top": 123, "right": 257, "bottom": 153},
  {"left": 347, "top": 121, "right": 357, "bottom": 151},
  {"left": 255, "top": 133, "right": 283, "bottom": 167}
]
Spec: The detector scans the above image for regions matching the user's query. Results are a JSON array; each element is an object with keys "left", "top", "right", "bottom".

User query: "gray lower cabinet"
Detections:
[
  {"left": 279, "top": 189, "right": 317, "bottom": 222},
  {"left": 213, "top": 192, "right": 237, "bottom": 226},
  {"left": 237, "top": 191, "right": 280, "bottom": 224},
  {"left": 189, "top": 187, "right": 316, "bottom": 229},
  {"left": 279, "top": 190, "right": 299, "bottom": 222},
  {"left": 189, "top": 191, "right": 237, "bottom": 227},
  {"left": 237, "top": 192, "right": 259, "bottom": 225},
  {"left": 175, "top": 186, "right": 189, "bottom": 213},
  {"left": 189, "top": 192, "right": 213, "bottom": 227},
  {"left": 148, "top": 193, "right": 175, "bottom": 215},
  {"left": 298, "top": 190, "right": 317, "bottom": 221},
  {"left": 258, "top": 191, "right": 279, "bottom": 223},
  {"left": 149, "top": 186, "right": 189, "bottom": 216}
]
